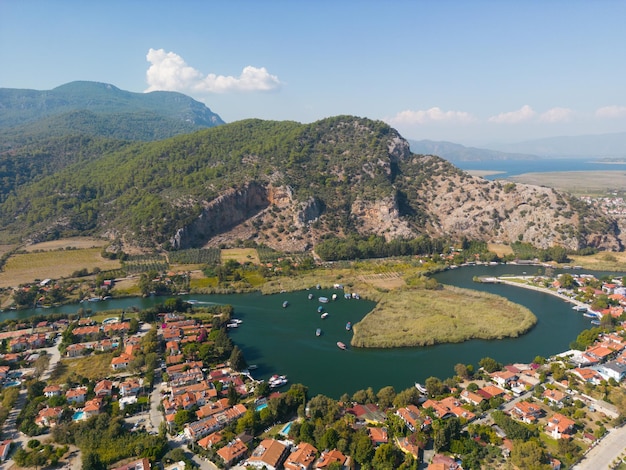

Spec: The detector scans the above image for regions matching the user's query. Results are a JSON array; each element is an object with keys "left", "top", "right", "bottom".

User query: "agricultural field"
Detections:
[
  {"left": 0, "top": 248, "right": 122, "bottom": 288},
  {"left": 567, "top": 251, "right": 626, "bottom": 272},
  {"left": 488, "top": 243, "right": 514, "bottom": 257},
  {"left": 21, "top": 237, "right": 108, "bottom": 252},
  {"left": 122, "top": 254, "right": 168, "bottom": 275},
  {"left": 510, "top": 170, "right": 626, "bottom": 196},
  {"left": 168, "top": 248, "right": 220, "bottom": 265},
  {"left": 0, "top": 245, "right": 16, "bottom": 257},
  {"left": 221, "top": 248, "right": 260, "bottom": 264}
]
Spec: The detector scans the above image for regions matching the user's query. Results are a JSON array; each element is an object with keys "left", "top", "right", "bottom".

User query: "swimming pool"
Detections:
[
  {"left": 3, "top": 380, "right": 20, "bottom": 388},
  {"left": 72, "top": 411, "right": 85, "bottom": 421},
  {"left": 280, "top": 421, "right": 292, "bottom": 436},
  {"left": 255, "top": 403, "right": 268, "bottom": 412}
]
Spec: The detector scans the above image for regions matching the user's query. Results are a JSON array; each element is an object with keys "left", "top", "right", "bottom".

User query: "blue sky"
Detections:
[{"left": 1, "top": 1, "right": 625, "bottom": 145}]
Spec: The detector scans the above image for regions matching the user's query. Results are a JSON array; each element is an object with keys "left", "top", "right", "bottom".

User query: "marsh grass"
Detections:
[{"left": 352, "top": 285, "right": 536, "bottom": 348}]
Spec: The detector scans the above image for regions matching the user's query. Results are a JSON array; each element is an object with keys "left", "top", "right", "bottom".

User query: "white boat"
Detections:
[
  {"left": 415, "top": 382, "right": 427, "bottom": 394},
  {"left": 308, "top": 293, "right": 314, "bottom": 300},
  {"left": 282, "top": 301, "right": 289, "bottom": 308},
  {"left": 321, "top": 312, "right": 329, "bottom": 319},
  {"left": 268, "top": 375, "right": 288, "bottom": 388},
  {"left": 332, "top": 293, "right": 337, "bottom": 300},
  {"left": 319, "top": 297, "right": 329, "bottom": 303},
  {"left": 337, "top": 342, "right": 347, "bottom": 350},
  {"left": 316, "top": 328, "right": 322, "bottom": 336},
  {"left": 572, "top": 305, "right": 588, "bottom": 312}
]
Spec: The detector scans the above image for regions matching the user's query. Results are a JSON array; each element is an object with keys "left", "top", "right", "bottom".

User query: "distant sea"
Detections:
[{"left": 454, "top": 157, "right": 626, "bottom": 180}]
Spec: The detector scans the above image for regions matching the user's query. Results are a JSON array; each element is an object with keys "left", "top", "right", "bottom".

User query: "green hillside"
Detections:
[{"left": 0, "top": 81, "right": 224, "bottom": 130}]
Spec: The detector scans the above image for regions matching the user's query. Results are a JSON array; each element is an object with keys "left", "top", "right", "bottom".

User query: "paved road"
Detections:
[
  {"left": 573, "top": 424, "right": 626, "bottom": 470},
  {"left": 148, "top": 377, "right": 164, "bottom": 432}
]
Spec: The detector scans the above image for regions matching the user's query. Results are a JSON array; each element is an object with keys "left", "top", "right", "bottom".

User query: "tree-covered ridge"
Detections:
[
  {"left": 0, "top": 114, "right": 620, "bottom": 252},
  {"left": 0, "top": 116, "right": 410, "bottom": 245},
  {"left": 0, "top": 81, "right": 224, "bottom": 129}
]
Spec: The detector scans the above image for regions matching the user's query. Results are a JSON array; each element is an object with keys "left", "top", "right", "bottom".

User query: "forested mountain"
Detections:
[
  {"left": 0, "top": 81, "right": 226, "bottom": 208},
  {"left": 0, "top": 81, "right": 224, "bottom": 130},
  {"left": 0, "top": 115, "right": 620, "bottom": 253}
]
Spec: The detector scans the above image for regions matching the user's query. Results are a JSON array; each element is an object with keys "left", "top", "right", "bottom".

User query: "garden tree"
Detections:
[
  {"left": 82, "top": 451, "right": 106, "bottom": 470},
  {"left": 533, "top": 355, "right": 546, "bottom": 365},
  {"left": 454, "top": 363, "right": 471, "bottom": 379},
  {"left": 557, "top": 438, "right": 581, "bottom": 463},
  {"left": 173, "top": 409, "right": 193, "bottom": 428},
  {"left": 393, "top": 387, "right": 421, "bottom": 408},
  {"left": 510, "top": 440, "right": 551, "bottom": 470},
  {"left": 307, "top": 394, "right": 341, "bottom": 424},
  {"left": 550, "top": 363, "right": 566, "bottom": 381},
  {"left": 371, "top": 443, "right": 404, "bottom": 470},
  {"left": 591, "top": 294, "right": 610, "bottom": 311},
  {"left": 425, "top": 376, "right": 445, "bottom": 398},
  {"left": 351, "top": 430, "right": 375, "bottom": 466},
  {"left": 558, "top": 273, "right": 576, "bottom": 289},
  {"left": 466, "top": 382, "right": 479, "bottom": 392},
  {"left": 479, "top": 357, "right": 502, "bottom": 373},
  {"left": 128, "top": 317, "right": 140, "bottom": 334},
  {"left": 255, "top": 380, "right": 270, "bottom": 398},
  {"left": 227, "top": 385, "right": 239, "bottom": 406},
  {"left": 339, "top": 393, "right": 351, "bottom": 404},
  {"left": 491, "top": 411, "right": 537, "bottom": 440},
  {"left": 236, "top": 409, "right": 260, "bottom": 435},
  {"left": 376, "top": 386, "right": 396, "bottom": 409},
  {"left": 352, "top": 387, "right": 376, "bottom": 404},
  {"left": 228, "top": 345, "right": 247, "bottom": 371},
  {"left": 298, "top": 420, "right": 315, "bottom": 445},
  {"left": 319, "top": 427, "right": 340, "bottom": 450},
  {"left": 432, "top": 417, "right": 461, "bottom": 452}
]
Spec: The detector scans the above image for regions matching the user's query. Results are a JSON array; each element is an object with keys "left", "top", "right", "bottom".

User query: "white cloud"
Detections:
[
  {"left": 595, "top": 105, "right": 626, "bottom": 119},
  {"left": 539, "top": 107, "right": 574, "bottom": 123},
  {"left": 387, "top": 107, "right": 476, "bottom": 125},
  {"left": 488, "top": 105, "right": 536, "bottom": 124},
  {"left": 145, "top": 48, "right": 282, "bottom": 94}
]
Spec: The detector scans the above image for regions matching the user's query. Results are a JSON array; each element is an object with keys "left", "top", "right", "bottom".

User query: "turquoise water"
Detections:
[
  {"left": 3, "top": 381, "right": 20, "bottom": 387},
  {"left": 4, "top": 267, "right": 615, "bottom": 398},
  {"left": 280, "top": 422, "right": 292, "bottom": 435},
  {"left": 72, "top": 411, "right": 85, "bottom": 421},
  {"left": 255, "top": 403, "right": 268, "bottom": 412}
]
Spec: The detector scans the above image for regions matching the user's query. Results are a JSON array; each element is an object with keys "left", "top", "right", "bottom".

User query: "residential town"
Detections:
[{"left": 0, "top": 270, "right": 625, "bottom": 470}]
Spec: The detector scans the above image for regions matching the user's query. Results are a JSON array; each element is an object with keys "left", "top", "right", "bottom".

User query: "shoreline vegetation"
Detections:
[{"left": 4, "top": 237, "right": 626, "bottom": 349}]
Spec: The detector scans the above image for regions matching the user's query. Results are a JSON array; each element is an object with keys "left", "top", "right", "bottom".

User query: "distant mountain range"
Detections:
[
  {"left": 408, "top": 140, "right": 539, "bottom": 162},
  {"left": 0, "top": 81, "right": 224, "bottom": 142},
  {"left": 410, "top": 132, "right": 626, "bottom": 161},
  {"left": 486, "top": 132, "right": 626, "bottom": 158}
]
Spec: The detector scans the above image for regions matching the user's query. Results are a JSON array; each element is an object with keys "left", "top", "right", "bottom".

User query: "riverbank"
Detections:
[{"left": 488, "top": 276, "right": 589, "bottom": 310}]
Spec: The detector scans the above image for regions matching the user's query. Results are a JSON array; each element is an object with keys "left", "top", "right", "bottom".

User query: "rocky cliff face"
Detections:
[{"left": 166, "top": 142, "right": 621, "bottom": 253}]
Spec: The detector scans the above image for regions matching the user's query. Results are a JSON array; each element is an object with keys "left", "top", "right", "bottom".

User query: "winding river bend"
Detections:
[{"left": 2, "top": 264, "right": 599, "bottom": 398}]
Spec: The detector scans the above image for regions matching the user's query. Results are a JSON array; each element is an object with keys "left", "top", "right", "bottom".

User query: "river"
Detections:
[{"left": 4, "top": 264, "right": 607, "bottom": 398}]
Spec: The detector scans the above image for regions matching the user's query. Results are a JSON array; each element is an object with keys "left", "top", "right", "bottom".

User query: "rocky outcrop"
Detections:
[
  {"left": 170, "top": 182, "right": 269, "bottom": 249},
  {"left": 351, "top": 196, "right": 415, "bottom": 240}
]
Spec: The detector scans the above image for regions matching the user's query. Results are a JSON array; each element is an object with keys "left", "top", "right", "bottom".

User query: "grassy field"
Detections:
[
  {"left": 566, "top": 251, "right": 626, "bottom": 272},
  {"left": 509, "top": 170, "right": 626, "bottom": 196},
  {"left": 0, "top": 245, "right": 16, "bottom": 257},
  {"left": 0, "top": 248, "right": 122, "bottom": 288},
  {"left": 221, "top": 248, "right": 260, "bottom": 264},
  {"left": 22, "top": 237, "right": 109, "bottom": 252},
  {"left": 352, "top": 285, "right": 536, "bottom": 348},
  {"left": 50, "top": 353, "right": 116, "bottom": 384},
  {"left": 488, "top": 243, "right": 514, "bottom": 257}
]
